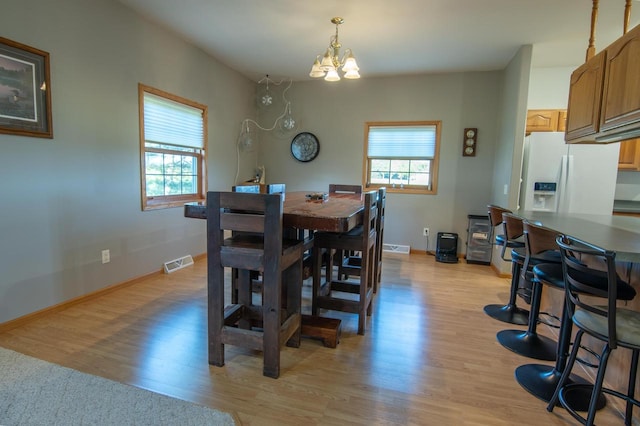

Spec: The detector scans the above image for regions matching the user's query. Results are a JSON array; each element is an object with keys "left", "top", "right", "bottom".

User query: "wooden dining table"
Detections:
[
  {"left": 184, "top": 190, "right": 366, "bottom": 348},
  {"left": 184, "top": 191, "right": 365, "bottom": 232}
]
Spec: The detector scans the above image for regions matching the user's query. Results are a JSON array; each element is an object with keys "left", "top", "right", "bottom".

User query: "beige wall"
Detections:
[
  {"left": 253, "top": 72, "right": 505, "bottom": 251},
  {"left": 0, "top": 0, "right": 254, "bottom": 322}
]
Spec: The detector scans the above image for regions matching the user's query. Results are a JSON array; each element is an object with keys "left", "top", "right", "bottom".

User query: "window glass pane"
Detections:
[
  {"left": 164, "top": 176, "right": 183, "bottom": 195},
  {"left": 181, "top": 155, "right": 196, "bottom": 174},
  {"left": 409, "top": 172, "right": 430, "bottom": 185},
  {"left": 410, "top": 160, "right": 430, "bottom": 173},
  {"left": 182, "top": 175, "right": 195, "bottom": 193},
  {"left": 389, "top": 170, "right": 409, "bottom": 185},
  {"left": 146, "top": 175, "right": 165, "bottom": 196},
  {"left": 370, "top": 172, "right": 388, "bottom": 184},
  {"left": 371, "top": 158, "right": 390, "bottom": 172},
  {"left": 145, "top": 152, "right": 164, "bottom": 174},
  {"left": 390, "top": 159, "right": 410, "bottom": 172}
]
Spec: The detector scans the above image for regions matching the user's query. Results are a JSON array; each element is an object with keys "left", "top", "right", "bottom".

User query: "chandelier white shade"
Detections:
[{"left": 309, "top": 17, "right": 360, "bottom": 82}]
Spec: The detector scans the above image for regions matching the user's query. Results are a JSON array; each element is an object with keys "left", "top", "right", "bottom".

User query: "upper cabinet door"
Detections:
[
  {"left": 557, "top": 110, "right": 567, "bottom": 132},
  {"left": 565, "top": 50, "right": 605, "bottom": 141},
  {"left": 618, "top": 139, "right": 640, "bottom": 171},
  {"left": 526, "top": 110, "right": 560, "bottom": 132},
  {"left": 601, "top": 25, "right": 640, "bottom": 133}
]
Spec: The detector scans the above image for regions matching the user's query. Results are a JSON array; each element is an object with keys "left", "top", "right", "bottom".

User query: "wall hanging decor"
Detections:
[{"left": 0, "top": 37, "right": 52, "bottom": 138}]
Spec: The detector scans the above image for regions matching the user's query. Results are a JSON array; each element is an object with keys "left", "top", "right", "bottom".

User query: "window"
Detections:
[
  {"left": 139, "top": 84, "right": 207, "bottom": 210},
  {"left": 363, "top": 121, "right": 441, "bottom": 194}
]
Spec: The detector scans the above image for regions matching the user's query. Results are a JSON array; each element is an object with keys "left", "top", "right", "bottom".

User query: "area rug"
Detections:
[{"left": 0, "top": 347, "right": 235, "bottom": 425}]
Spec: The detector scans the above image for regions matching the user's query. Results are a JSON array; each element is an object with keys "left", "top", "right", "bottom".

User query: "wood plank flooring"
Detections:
[{"left": 0, "top": 253, "right": 631, "bottom": 425}]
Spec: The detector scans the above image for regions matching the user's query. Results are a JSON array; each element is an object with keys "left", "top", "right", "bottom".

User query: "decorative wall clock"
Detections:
[
  {"left": 291, "top": 132, "right": 320, "bottom": 162},
  {"left": 463, "top": 128, "right": 477, "bottom": 157}
]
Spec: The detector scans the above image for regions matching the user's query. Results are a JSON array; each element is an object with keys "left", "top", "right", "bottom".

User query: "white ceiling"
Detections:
[{"left": 116, "top": 0, "right": 639, "bottom": 82}]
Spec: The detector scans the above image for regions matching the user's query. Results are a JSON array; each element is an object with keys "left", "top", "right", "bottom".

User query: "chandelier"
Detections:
[{"left": 309, "top": 17, "right": 360, "bottom": 82}]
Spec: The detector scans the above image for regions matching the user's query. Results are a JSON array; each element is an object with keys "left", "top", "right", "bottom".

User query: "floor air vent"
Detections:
[
  {"left": 382, "top": 244, "right": 410, "bottom": 254},
  {"left": 163, "top": 255, "right": 194, "bottom": 274}
]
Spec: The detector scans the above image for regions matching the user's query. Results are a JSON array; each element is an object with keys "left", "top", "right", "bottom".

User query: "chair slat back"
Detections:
[
  {"left": 363, "top": 191, "right": 378, "bottom": 239},
  {"left": 524, "top": 221, "right": 560, "bottom": 255},
  {"left": 329, "top": 184, "right": 362, "bottom": 194},
  {"left": 502, "top": 212, "right": 524, "bottom": 240},
  {"left": 232, "top": 184, "right": 260, "bottom": 193},
  {"left": 488, "top": 205, "right": 511, "bottom": 227},
  {"left": 266, "top": 183, "right": 286, "bottom": 194},
  {"left": 220, "top": 212, "right": 265, "bottom": 234},
  {"left": 376, "top": 187, "right": 386, "bottom": 238},
  {"left": 210, "top": 192, "right": 283, "bottom": 243}
]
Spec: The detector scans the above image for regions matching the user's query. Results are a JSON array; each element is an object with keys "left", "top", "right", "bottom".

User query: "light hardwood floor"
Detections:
[{"left": 0, "top": 253, "right": 630, "bottom": 425}]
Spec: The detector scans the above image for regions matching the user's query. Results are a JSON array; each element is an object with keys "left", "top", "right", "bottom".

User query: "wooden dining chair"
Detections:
[
  {"left": 329, "top": 184, "right": 362, "bottom": 194},
  {"left": 232, "top": 184, "right": 260, "bottom": 193},
  {"left": 266, "top": 183, "right": 286, "bottom": 194},
  {"left": 312, "top": 190, "right": 377, "bottom": 335},
  {"left": 339, "top": 187, "right": 386, "bottom": 293},
  {"left": 206, "top": 191, "right": 304, "bottom": 378},
  {"left": 329, "top": 184, "right": 363, "bottom": 278}
]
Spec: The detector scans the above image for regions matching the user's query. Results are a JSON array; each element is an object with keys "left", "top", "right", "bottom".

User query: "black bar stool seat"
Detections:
[{"left": 497, "top": 222, "right": 563, "bottom": 362}]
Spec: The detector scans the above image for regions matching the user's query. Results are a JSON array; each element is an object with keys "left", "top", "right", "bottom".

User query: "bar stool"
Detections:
[
  {"left": 516, "top": 238, "right": 636, "bottom": 410},
  {"left": 206, "top": 191, "right": 305, "bottom": 378},
  {"left": 312, "top": 190, "right": 377, "bottom": 335},
  {"left": 497, "top": 221, "right": 562, "bottom": 361},
  {"left": 484, "top": 212, "right": 529, "bottom": 325},
  {"left": 487, "top": 205, "right": 513, "bottom": 259},
  {"left": 547, "top": 235, "right": 639, "bottom": 425}
]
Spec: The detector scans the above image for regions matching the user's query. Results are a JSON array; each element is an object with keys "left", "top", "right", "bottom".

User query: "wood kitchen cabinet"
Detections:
[
  {"left": 557, "top": 110, "right": 567, "bottom": 132},
  {"left": 525, "top": 109, "right": 567, "bottom": 133},
  {"left": 566, "top": 24, "right": 640, "bottom": 143},
  {"left": 526, "top": 110, "right": 560, "bottom": 132},
  {"left": 618, "top": 138, "right": 640, "bottom": 171},
  {"left": 565, "top": 51, "right": 605, "bottom": 141},
  {"left": 600, "top": 24, "right": 640, "bottom": 133}
]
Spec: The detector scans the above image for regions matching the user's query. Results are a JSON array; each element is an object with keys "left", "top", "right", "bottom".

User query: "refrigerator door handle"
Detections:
[{"left": 557, "top": 155, "right": 568, "bottom": 213}]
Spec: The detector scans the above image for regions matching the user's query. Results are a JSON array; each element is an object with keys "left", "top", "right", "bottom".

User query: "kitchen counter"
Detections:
[
  {"left": 517, "top": 210, "right": 640, "bottom": 263},
  {"left": 613, "top": 199, "right": 640, "bottom": 214}
]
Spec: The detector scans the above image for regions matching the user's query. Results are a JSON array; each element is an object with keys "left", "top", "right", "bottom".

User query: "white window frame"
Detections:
[
  {"left": 139, "top": 84, "right": 207, "bottom": 210},
  {"left": 362, "top": 121, "right": 441, "bottom": 195}
]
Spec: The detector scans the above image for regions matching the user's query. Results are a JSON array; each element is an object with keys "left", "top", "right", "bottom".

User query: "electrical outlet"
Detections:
[
  {"left": 101, "top": 249, "right": 110, "bottom": 264},
  {"left": 423, "top": 227, "right": 430, "bottom": 237}
]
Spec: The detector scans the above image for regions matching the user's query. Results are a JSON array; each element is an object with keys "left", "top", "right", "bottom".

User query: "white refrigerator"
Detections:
[{"left": 519, "top": 132, "right": 620, "bottom": 215}]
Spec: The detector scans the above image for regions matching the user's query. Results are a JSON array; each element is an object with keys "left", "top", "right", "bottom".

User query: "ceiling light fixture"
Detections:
[{"left": 309, "top": 17, "right": 360, "bottom": 82}]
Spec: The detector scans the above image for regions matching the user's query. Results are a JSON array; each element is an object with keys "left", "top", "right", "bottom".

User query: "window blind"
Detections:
[
  {"left": 367, "top": 125, "right": 436, "bottom": 158},
  {"left": 143, "top": 92, "right": 204, "bottom": 149}
]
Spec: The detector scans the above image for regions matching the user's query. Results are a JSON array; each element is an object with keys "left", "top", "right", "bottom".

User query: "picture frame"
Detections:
[{"left": 0, "top": 37, "right": 52, "bottom": 138}]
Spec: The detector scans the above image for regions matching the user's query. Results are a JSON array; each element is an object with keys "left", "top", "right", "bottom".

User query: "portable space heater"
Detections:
[{"left": 435, "top": 232, "right": 459, "bottom": 263}]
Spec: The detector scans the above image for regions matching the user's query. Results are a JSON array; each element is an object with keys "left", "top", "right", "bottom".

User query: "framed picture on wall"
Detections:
[{"left": 0, "top": 37, "right": 52, "bottom": 139}]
